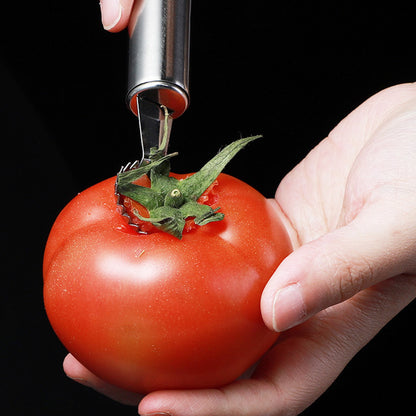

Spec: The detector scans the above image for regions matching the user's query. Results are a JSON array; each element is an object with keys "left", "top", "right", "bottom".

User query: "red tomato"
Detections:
[{"left": 43, "top": 173, "right": 292, "bottom": 393}]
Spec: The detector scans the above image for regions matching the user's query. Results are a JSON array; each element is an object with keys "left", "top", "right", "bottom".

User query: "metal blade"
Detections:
[{"left": 137, "top": 93, "right": 172, "bottom": 163}]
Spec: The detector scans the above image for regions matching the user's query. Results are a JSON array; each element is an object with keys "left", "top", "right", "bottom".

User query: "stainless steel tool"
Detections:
[
  {"left": 126, "top": 0, "right": 191, "bottom": 162},
  {"left": 116, "top": 0, "right": 191, "bottom": 230}
]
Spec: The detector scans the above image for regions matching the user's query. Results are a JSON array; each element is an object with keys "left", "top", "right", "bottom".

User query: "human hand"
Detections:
[
  {"left": 99, "top": 0, "right": 136, "bottom": 32},
  {"left": 64, "top": 83, "right": 416, "bottom": 414},
  {"left": 262, "top": 82, "right": 416, "bottom": 333}
]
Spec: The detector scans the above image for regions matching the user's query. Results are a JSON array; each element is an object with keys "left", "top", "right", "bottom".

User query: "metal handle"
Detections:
[{"left": 127, "top": 0, "right": 191, "bottom": 119}]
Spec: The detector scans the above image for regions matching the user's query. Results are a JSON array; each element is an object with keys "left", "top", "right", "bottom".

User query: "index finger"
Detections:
[{"left": 99, "top": 0, "right": 135, "bottom": 32}]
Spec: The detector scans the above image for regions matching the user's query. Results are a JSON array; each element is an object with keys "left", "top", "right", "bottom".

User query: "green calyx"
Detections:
[{"left": 116, "top": 135, "right": 261, "bottom": 239}]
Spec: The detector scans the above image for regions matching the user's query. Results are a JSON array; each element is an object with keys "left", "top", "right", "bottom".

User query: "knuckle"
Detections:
[{"left": 330, "top": 253, "right": 375, "bottom": 303}]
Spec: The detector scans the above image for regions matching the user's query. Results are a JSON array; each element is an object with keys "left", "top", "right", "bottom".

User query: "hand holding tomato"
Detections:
[
  {"left": 44, "top": 138, "right": 293, "bottom": 396},
  {"left": 63, "top": 84, "right": 416, "bottom": 415}
]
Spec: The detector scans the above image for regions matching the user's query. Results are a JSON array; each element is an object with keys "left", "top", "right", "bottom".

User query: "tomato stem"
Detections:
[
  {"left": 159, "top": 105, "right": 170, "bottom": 154},
  {"left": 116, "top": 132, "right": 261, "bottom": 239}
]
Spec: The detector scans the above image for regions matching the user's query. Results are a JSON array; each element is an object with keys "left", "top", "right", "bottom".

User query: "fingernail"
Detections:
[
  {"left": 272, "top": 283, "right": 307, "bottom": 332},
  {"left": 100, "top": 0, "right": 122, "bottom": 30}
]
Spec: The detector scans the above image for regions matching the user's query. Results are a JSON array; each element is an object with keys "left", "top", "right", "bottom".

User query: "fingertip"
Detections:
[
  {"left": 63, "top": 354, "right": 142, "bottom": 406},
  {"left": 262, "top": 279, "right": 308, "bottom": 333},
  {"left": 63, "top": 354, "right": 98, "bottom": 390},
  {"left": 63, "top": 353, "right": 86, "bottom": 381},
  {"left": 261, "top": 252, "right": 305, "bottom": 332},
  {"left": 260, "top": 279, "right": 276, "bottom": 331},
  {"left": 139, "top": 390, "right": 185, "bottom": 416},
  {"left": 261, "top": 248, "right": 313, "bottom": 332},
  {"left": 138, "top": 389, "right": 221, "bottom": 416},
  {"left": 100, "top": 0, "right": 133, "bottom": 32}
]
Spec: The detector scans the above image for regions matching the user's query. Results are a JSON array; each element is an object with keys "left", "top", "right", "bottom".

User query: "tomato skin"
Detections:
[{"left": 43, "top": 173, "right": 292, "bottom": 393}]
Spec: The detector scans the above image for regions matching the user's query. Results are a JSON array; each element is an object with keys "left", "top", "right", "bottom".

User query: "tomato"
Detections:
[{"left": 43, "top": 172, "right": 292, "bottom": 393}]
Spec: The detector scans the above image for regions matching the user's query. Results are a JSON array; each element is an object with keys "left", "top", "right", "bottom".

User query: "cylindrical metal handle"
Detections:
[{"left": 127, "top": 0, "right": 191, "bottom": 119}]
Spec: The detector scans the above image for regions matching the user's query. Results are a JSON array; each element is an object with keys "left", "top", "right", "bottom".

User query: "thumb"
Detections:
[{"left": 261, "top": 201, "right": 416, "bottom": 332}]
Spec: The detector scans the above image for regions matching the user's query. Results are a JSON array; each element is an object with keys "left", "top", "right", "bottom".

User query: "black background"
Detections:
[{"left": 2, "top": 1, "right": 416, "bottom": 414}]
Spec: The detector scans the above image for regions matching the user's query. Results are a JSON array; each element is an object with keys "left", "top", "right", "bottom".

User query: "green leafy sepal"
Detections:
[{"left": 116, "top": 135, "right": 260, "bottom": 239}]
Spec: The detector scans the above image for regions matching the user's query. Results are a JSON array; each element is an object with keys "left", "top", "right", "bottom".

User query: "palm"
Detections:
[{"left": 276, "top": 90, "right": 412, "bottom": 245}]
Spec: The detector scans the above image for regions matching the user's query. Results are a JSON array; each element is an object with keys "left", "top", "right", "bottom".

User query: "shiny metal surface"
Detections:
[
  {"left": 137, "top": 95, "right": 172, "bottom": 161},
  {"left": 127, "top": 0, "right": 191, "bottom": 119}
]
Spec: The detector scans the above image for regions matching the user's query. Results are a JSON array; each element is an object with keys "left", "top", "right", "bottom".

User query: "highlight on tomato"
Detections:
[{"left": 43, "top": 136, "right": 292, "bottom": 393}]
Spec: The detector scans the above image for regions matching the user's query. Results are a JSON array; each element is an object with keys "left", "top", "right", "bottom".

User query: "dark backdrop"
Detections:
[{"left": 2, "top": 1, "right": 415, "bottom": 415}]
